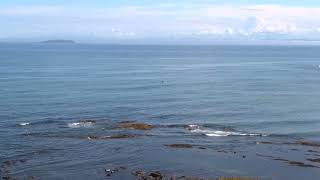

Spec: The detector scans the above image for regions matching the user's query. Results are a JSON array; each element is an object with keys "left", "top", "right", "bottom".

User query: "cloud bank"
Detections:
[{"left": 0, "top": 4, "right": 320, "bottom": 43}]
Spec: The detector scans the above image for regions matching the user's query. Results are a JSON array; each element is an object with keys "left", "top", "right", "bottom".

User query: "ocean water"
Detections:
[{"left": 1, "top": 43, "right": 320, "bottom": 179}]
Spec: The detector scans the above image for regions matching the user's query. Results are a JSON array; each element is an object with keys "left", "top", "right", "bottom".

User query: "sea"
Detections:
[{"left": 1, "top": 43, "right": 320, "bottom": 179}]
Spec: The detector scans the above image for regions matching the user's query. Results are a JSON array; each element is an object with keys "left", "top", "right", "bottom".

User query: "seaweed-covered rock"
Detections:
[
  {"left": 118, "top": 122, "right": 154, "bottom": 130},
  {"left": 132, "top": 170, "right": 146, "bottom": 177},
  {"left": 132, "top": 170, "right": 163, "bottom": 180},
  {"left": 297, "top": 140, "right": 320, "bottom": 147},
  {"left": 149, "top": 171, "right": 163, "bottom": 179}
]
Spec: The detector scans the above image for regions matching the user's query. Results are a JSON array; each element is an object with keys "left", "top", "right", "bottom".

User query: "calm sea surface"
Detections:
[{"left": 1, "top": 44, "right": 320, "bottom": 179}]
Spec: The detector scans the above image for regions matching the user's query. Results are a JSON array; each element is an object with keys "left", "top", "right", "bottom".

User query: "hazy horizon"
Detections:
[{"left": 1, "top": 0, "right": 320, "bottom": 45}]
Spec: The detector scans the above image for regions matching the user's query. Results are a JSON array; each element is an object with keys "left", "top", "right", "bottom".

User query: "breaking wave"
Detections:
[
  {"left": 67, "top": 120, "right": 96, "bottom": 128},
  {"left": 19, "top": 122, "right": 30, "bottom": 126},
  {"left": 186, "top": 124, "right": 266, "bottom": 137}
]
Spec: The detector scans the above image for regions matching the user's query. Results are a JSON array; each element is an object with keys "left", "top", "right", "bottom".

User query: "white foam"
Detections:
[
  {"left": 187, "top": 124, "right": 264, "bottom": 137},
  {"left": 19, "top": 122, "right": 30, "bottom": 126},
  {"left": 187, "top": 124, "right": 200, "bottom": 128},
  {"left": 67, "top": 121, "right": 94, "bottom": 128},
  {"left": 204, "top": 131, "right": 262, "bottom": 137}
]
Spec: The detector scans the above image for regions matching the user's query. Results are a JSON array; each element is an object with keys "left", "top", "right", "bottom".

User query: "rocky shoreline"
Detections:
[{"left": 2, "top": 120, "right": 320, "bottom": 180}]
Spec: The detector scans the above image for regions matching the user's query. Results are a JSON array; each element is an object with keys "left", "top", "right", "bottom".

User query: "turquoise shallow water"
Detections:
[{"left": 1, "top": 44, "right": 320, "bottom": 179}]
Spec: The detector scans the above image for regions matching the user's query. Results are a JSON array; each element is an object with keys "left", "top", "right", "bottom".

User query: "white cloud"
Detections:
[
  {"left": 111, "top": 28, "right": 136, "bottom": 37},
  {"left": 244, "top": 17, "right": 297, "bottom": 34},
  {"left": 0, "top": 4, "right": 320, "bottom": 41}
]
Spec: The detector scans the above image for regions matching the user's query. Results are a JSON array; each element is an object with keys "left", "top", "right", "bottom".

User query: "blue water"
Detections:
[{"left": 1, "top": 43, "right": 320, "bottom": 179}]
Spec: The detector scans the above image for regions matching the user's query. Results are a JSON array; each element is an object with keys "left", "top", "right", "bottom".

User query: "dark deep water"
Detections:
[{"left": 1, "top": 44, "right": 320, "bottom": 179}]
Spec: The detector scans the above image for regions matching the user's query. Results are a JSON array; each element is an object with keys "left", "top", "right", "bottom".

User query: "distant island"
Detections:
[{"left": 41, "top": 40, "right": 76, "bottom": 44}]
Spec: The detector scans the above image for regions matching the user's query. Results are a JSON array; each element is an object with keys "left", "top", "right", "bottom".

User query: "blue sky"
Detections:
[
  {"left": 1, "top": 0, "right": 320, "bottom": 44},
  {"left": 2, "top": 0, "right": 320, "bottom": 6}
]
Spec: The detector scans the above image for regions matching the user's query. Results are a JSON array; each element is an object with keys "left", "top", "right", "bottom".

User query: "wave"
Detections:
[
  {"left": 17, "top": 119, "right": 62, "bottom": 127},
  {"left": 67, "top": 120, "right": 96, "bottom": 128},
  {"left": 19, "top": 122, "right": 30, "bottom": 126},
  {"left": 186, "top": 124, "right": 266, "bottom": 137}
]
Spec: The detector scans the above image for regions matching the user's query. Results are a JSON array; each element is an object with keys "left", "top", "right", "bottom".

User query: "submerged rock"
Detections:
[
  {"left": 165, "top": 144, "right": 193, "bottom": 148},
  {"left": 119, "top": 120, "right": 137, "bottom": 124},
  {"left": 256, "top": 154, "right": 319, "bottom": 168},
  {"left": 149, "top": 171, "right": 163, "bottom": 179},
  {"left": 256, "top": 140, "right": 320, "bottom": 148},
  {"left": 296, "top": 140, "right": 320, "bottom": 147},
  {"left": 307, "top": 150, "right": 320, "bottom": 153},
  {"left": 307, "top": 158, "right": 320, "bottom": 163},
  {"left": 132, "top": 170, "right": 146, "bottom": 177},
  {"left": 170, "top": 176, "right": 212, "bottom": 180},
  {"left": 286, "top": 160, "right": 319, "bottom": 168},
  {"left": 87, "top": 134, "right": 140, "bottom": 140},
  {"left": 104, "top": 166, "right": 126, "bottom": 177},
  {"left": 256, "top": 141, "right": 273, "bottom": 145},
  {"left": 132, "top": 170, "right": 163, "bottom": 180},
  {"left": 80, "top": 119, "right": 96, "bottom": 123},
  {"left": 2, "top": 159, "right": 28, "bottom": 167},
  {"left": 1, "top": 159, "right": 29, "bottom": 180},
  {"left": 118, "top": 122, "right": 154, "bottom": 130},
  {"left": 108, "top": 134, "right": 141, "bottom": 139},
  {"left": 216, "top": 178, "right": 258, "bottom": 180},
  {"left": 2, "top": 176, "right": 11, "bottom": 180}
]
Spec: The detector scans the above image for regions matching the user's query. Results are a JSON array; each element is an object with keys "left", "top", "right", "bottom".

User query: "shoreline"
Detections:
[{"left": 2, "top": 121, "right": 320, "bottom": 180}]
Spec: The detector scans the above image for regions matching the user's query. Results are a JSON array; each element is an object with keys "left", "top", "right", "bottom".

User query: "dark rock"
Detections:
[
  {"left": 119, "top": 120, "right": 137, "bottom": 124},
  {"left": 105, "top": 168, "right": 116, "bottom": 176},
  {"left": 118, "top": 122, "right": 154, "bottom": 130},
  {"left": 307, "top": 158, "right": 320, "bottom": 163},
  {"left": 104, "top": 166, "right": 127, "bottom": 177},
  {"left": 108, "top": 134, "right": 140, "bottom": 139},
  {"left": 170, "top": 175, "right": 186, "bottom": 180},
  {"left": 170, "top": 176, "right": 206, "bottom": 180},
  {"left": 257, "top": 153, "right": 319, "bottom": 168},
  {"left": 217, "top": 150, "right": 228, "bottom": 153},
  {"left": 308, "top": 150, "right": 320, "bottom": 153},
  {"left": 2, "top": 176, "right": 11, "bottom": 180},
  {"left": 3, "top": 161, "right": 12, "bottom": 166},
  {"left": 222, "top": 127, "right": 236, "bottom": 131},
  {"left": 165, "top": 144, "right": 193, "bottom": 148},
  {"left": 2, "top": 159, "right": 27, "bottom": 167},
  {"left": 132, "top": 170, "right": 146, "bottom": 177},
  {"left": 296, "top": 140, "right": 320, "bottom": 147},
  {"left": 256, "top": 141, "right": 273, "bottom": 145},
  {"left": 19, "top": 159, "right": 28, "bottom": 163},
  {"left": 149, "top": 171, "right": 163, "bottom": 179},
  {"left": 198, "top": 147, "right": 206, "bottom": 150},
  {"left": 87, "top": 134, "right": 140, "bottom": 140},
  {"left": 79, "top": 120, "right": 96, "bottom": 124},
  {"left": 287, "top": 161, "right": 318, "bottom": 168}
]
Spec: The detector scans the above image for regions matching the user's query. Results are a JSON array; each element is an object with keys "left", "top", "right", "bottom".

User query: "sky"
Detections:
[{"left": 1, "top": 0, "right": 320, "bottom": 44}]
